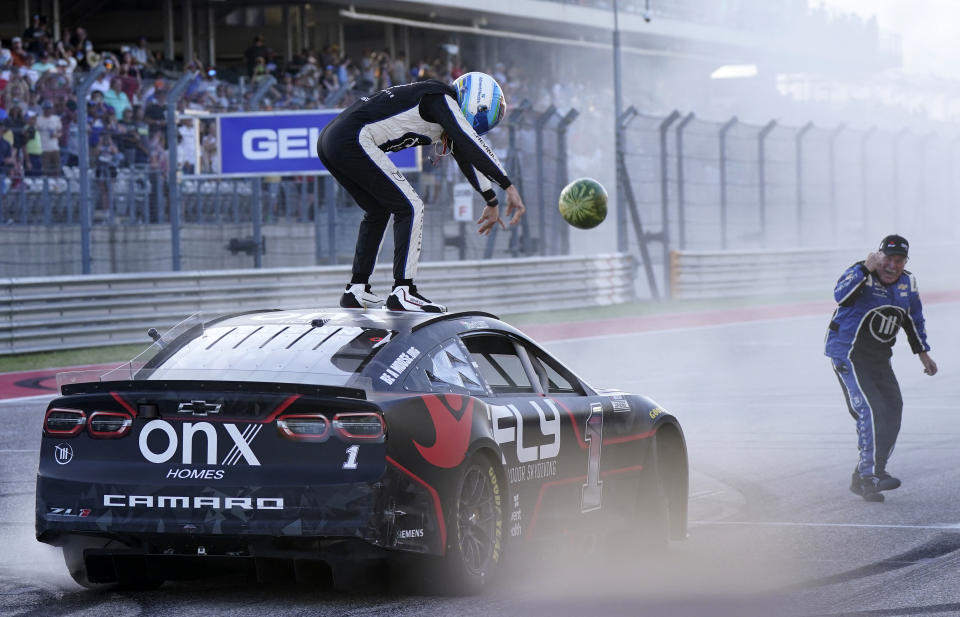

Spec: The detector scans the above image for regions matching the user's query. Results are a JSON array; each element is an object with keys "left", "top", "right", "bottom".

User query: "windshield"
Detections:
[{"left": 57, "top": 312, "right": 395, "bottom": 392}]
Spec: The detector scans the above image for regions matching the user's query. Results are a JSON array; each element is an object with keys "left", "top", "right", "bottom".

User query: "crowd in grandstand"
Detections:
[{"left": 0, "top": 15, "right": 537, "bottom": 184}]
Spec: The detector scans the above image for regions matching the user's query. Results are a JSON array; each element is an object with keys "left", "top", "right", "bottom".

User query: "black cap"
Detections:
[{"left": 879, "top": 234, "right": 909, "bottom": 257}]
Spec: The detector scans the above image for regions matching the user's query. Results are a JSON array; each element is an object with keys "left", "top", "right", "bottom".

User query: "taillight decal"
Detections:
[
  {"left": 276, "top": 414, "right": 331, "bottom": 441},
  {"left": 88, "top": 411, "right": 133, "bottom": 438},
  {"left": 43, "top": 408, "right": 87, "bottom": 437},
  {"left": 333, "top": 412, "right": 385, "bottom": 440}
]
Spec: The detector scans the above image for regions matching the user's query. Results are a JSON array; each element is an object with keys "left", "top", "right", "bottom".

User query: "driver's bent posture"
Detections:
[{"left": 317, "top": 72, "right": 525, "bottom": 312}]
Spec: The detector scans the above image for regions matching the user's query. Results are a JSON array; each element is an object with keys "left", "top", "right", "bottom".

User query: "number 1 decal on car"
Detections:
[
  {"left": 343, "top": 445, "right": 359, "bottom": 470},
  {"left": 581, "top": 402, "right": 603, "bottom": 512}
]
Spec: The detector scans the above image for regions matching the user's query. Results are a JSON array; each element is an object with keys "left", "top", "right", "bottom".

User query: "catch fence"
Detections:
[{"left": 617, "top": 109, "right": 960, "bottom": 297}]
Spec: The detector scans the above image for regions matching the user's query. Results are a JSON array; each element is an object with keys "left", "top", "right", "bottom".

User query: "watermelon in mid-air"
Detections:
[{"left": 558, "top": 178, "right": 608, "bottom": 230}]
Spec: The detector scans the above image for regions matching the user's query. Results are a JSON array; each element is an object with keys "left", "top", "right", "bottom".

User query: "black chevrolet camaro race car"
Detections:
[{"left": 36, "top": 309, "right": 687, "bottom": 593}]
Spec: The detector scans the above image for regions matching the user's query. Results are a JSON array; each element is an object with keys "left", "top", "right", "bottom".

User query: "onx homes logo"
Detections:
[{"left": 139, "top": 420, "right": 262, "bottom": 466}]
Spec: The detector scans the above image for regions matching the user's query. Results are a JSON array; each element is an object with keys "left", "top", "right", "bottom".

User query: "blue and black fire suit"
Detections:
[{"left": 825, "top": 262, "right": 931, "bottom": 479}]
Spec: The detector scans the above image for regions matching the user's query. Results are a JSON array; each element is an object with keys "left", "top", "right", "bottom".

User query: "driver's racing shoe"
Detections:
[
  {"left": 340, "top": 284, "right": 384, "bottom": 309},
  {"left": 876, "top": 471, "right": 901, "bottom": 491},
  {"left": 850, "top": 473, "right": 884, "bottom": 502},
  {"left": 386, "top": 285, "right": 446, "bottom": 313}
]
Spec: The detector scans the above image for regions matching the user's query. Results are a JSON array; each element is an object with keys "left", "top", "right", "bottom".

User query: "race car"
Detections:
[{"left": 36, "top": 309, "right": 687, "bottom": 593}]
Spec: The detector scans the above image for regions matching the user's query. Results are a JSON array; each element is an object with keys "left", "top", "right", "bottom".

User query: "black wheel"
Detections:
[
  {"left": 632, "top": 440, "right": 671, "bottom": 555},
  {"left": 438, "top": 453, "right": 505, "bottom": 594}
]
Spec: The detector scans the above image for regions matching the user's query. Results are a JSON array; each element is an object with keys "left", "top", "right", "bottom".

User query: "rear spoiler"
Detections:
[{"left": 59, "top": 380, "right": 367, "bottom": 401}]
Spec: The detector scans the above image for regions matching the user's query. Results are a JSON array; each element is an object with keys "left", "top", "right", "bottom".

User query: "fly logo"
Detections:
[
  {"left": 138, "top": 420, "right": 262, "bottom": 466},
  {"left": 867, "top": 307, "right": 903, "bottom": 344},
  {"left": 491, "top": 400, "right": 561, "bottom": 464}
]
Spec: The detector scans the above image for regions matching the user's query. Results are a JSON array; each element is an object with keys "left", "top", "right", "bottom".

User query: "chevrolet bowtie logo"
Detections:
[{"left": 177, "top": 400, "right": 222, "bottom": 416}]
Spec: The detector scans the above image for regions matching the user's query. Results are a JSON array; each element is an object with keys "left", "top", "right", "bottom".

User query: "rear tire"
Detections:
[{"left": 436, "top": 453, "right": 505, "bottom": 595}]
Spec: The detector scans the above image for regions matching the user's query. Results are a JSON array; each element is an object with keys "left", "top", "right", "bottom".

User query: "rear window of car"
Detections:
[{"left": 135, "top": 323, "right": 395, "bottom": 386}]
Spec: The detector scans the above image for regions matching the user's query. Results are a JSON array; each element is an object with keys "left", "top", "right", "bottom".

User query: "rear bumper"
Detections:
[{"left": 36, "top": 465, "right": 444, "bottom": 555}]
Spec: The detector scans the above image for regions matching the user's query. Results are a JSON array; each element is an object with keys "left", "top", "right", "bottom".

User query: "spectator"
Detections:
[
  {"left": 89, "top": 70, "right": 111, "bottom": 95},
  {"left": 0, "top": 41, "right": 12, "bottom": 68},
  {"left": 177, "top": 121, "right": 196, "bottom": 174},
  {"left": 31, "top": 50, "right": 55, "bottom": 75},
  {"left": 148, "top": 130, "right": 167, "bottom": 175},
  {"left": 118, "top": 52, "right": 142, "bottom": 101},
  {"left": 130, "top": 36, "right": 155, "bottom": 74},
  {"left": 144, "top": 87, "right": 166, "bottom": 133},
  {"left": 23, "top": 109, "right": 42, "bottom": 176},
  {"left": 22, "top": 14, "right": 48, "bottom": 47},
  {"left": 36, "top": 99, "right": 62, "bottom": 176},
  {"left": 244, "top": 35, "right": 268, "bottom": 78},
  {"left": 70, "top": 27, "right": 90, "bottom": 55},
  {"left": 79, "top": 40, "right": 101, "bottom": 71},
  {"left": 9, "top": 38, "right": 29, "bottom": 67},
  {"left": 61, "top": 99, "right": 79, "bottom": 166},
  {"left": 3, "top": 67, "right": 31, "bottom": 104},
  {"left": 93, "top": 132, "right": 119, "bottom": 212},
  {"left": 0, "top": 128, "right": 13, "bottom": 178},
  {"left": 200, "top": 120, "right": 217, "bottom": 173},
  {"left": 36, "top": 59, "right": 71, "bottom": 104},
  {"left": 5, "top": 105, "right": 27, "bottom": 156},
  {"left": 103, "top": 77, "right": 131, "bottom": 119},
  {"left": 321, "top": 65, "right": 339, "bottom": 98},
  {"left": 115, "top": 107, "right": 139, "bottom": 165}
]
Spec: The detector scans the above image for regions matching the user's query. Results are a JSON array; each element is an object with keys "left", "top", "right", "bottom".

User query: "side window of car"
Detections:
[
  {"left": 525, "top": 345, "right": 585, "bottom": 395},
  {"left": 461, "top": 334, "right": 534, "bottom": 395},
  {"left": 403, "top": 339, "right": 486, "bottom": 395}
]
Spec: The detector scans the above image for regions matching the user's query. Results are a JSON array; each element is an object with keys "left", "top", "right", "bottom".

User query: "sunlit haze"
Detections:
[{"left": 818, "top": 0, "right": 960, "bottom": 78}]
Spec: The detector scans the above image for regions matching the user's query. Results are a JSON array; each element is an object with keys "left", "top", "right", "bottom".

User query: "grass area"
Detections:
[
  {"left": 0, "top": 292, "right": 827, "bottom": 373},
  {"left": 0, "top": 344, "right": 144, "bottom": 374}
]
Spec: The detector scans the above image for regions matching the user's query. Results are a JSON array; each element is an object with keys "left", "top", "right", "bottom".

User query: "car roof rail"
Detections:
[{"left": 411, "top": 311, "right": 501, "bottom": 332}]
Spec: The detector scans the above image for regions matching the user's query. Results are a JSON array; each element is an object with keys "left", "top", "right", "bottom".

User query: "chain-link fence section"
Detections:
[
  {"left": 0, "top": 99, "right": 580, "bottom": 277},
  {"left": 618, "top": 109, "right": 960, "bottom": 297}
]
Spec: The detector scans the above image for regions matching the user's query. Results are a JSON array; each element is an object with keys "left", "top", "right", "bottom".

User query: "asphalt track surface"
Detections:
[{"left": 2, "top": 299, "right": 959, "bottom": 617}]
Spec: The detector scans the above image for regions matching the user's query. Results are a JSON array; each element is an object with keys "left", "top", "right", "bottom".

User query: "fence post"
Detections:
[
  {"left": 534, "top": 105, "right": 555, "bottom": 256},
  {"left": 718, "top": 116, "right": 737, "bottom": 250},
  {"left": 325, "top": 176, "right": 337, "bottom": 264},
  {"left": 314, "top": 176, "right": 322, "bottom": 265},
  {"left": 554, "top": 108, "right": 578, "bottom": 256},
  {"left": 828, "top": 124, "right": 845, "bottom": 242},
  {"left": 658, "top": 110, "right": 680, "bottom": 294},
  {"left": 795, "top": 121, "right": 813, "bottom": 246},
  {"left": 75, "top": 63, "right": 106, "bottom": 274},
  {"left": 251, "top": 178, "right": 263, "bottom": 268},
  {"left": 250, "top": 76, "right": 277, "bottom": 111},
  {"left": 675, "top": 112, "right": 695, "bottom": 250},
  {"left": 166, "top": 70, "right": 199, "bottom": 272},
  {"left": 757, "top": 120, "right": 776, "bottom": 247}
]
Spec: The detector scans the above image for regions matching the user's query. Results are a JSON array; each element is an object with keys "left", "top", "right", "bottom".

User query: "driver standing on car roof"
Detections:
[
  {"left": 825, "top": 234, "right": 937, "bottom": 503},
  {"left": 316, "top": 72, "right": 526, "bottom": 313}
]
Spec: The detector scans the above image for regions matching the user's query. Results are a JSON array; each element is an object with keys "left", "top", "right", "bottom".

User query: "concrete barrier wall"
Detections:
[
  {"left": 670, "top": 245, "right": 953, "bottom": 299},
  {"left": 0, "top": 253, "right": 635, "bottom": 355}
]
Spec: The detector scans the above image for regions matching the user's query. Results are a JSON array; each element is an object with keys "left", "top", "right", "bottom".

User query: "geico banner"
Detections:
[{"left": 217, "top": 110, "right": 420, "bottom": 176}]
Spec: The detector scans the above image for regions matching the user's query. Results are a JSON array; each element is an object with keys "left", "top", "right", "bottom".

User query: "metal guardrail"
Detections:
[
  {"left": 670, "top": 246, "right": 951, "bottom": 299},
  {"left": 0, "top": 254, "right": 634, "bottom": 355}
]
